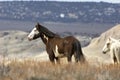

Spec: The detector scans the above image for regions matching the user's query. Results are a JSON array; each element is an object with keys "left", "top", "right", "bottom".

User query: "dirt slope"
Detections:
[{"left": 83, "top": 24, "right": 120, "bottom": 64}]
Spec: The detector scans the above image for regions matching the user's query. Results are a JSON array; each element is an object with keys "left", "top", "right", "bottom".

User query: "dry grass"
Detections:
[{"left": 0, "top": 60, "right": 120, "bottom": 80}]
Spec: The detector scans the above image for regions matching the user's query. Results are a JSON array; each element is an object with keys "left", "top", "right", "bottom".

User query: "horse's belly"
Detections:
[{"left": 53, "top": 45, "right": 65, "bottom": 58}]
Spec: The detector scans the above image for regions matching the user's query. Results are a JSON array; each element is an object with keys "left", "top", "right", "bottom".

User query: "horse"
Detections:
[
  {"left": 28, "top": 23, "right": 85, "bottom": 64},
  {"left": 102, "top": 37, "right": 120, "bottom": 64}
]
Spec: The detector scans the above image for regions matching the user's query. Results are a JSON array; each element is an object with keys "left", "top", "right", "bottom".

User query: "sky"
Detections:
[{"left": 0, "top": 0, "right": 120, "bottom": 3}]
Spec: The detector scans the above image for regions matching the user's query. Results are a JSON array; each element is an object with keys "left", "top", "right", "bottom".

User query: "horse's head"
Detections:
[
  {"left": 28, "top": 23, "right": 41, "bottom": 41},
  {"left": 28, "top": 23, "right": 57, "bottom": 42},
  {"left": 102, "top": 37, "right": 116, "bottom": 54}
]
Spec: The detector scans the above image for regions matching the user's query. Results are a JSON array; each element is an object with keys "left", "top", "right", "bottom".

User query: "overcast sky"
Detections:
[{"left": 0, "top": 0, "right": 120, "bottom": 3}]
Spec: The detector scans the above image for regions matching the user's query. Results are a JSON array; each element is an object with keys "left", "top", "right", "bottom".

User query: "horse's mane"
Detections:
[{"left": 38, "top": 23, "right": 59, "bottom": 38}]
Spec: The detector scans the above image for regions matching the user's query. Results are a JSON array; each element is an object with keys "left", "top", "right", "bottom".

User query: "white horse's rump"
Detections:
[{"left": 102, "top": 37, "right": 120, "bottom": 64}]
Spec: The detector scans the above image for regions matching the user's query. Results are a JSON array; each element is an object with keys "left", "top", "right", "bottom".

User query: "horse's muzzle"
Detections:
[
  {"left": 28, "top": 37, "right": 32, "bottom": 41},
  {"left": 102, "top": 51, "right": 106, "bottom": 54}
]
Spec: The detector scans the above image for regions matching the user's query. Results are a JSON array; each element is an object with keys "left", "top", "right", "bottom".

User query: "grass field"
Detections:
[{"left": 0, "top": 59, "right": 120, "bottom": 80}]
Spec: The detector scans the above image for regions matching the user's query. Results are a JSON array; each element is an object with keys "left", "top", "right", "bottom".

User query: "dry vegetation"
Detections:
[{"left": 0, "top": 60, "right": 120, "bottom": 80}]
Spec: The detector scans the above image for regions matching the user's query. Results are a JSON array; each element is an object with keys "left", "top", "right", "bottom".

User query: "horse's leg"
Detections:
[
  {"left": 113, "top": 55, "right": 117, "bottom": 64},
  {"left": 115, "top": 49, "right": 120, "bottom": 64},
  {"left": 49, "top": 55, "right": 55, "bottom": 64},
  {"left": 46, "top": 48, "right": 55, "bottom": 64},
  {"left": 48, "top": 53, "right": 55, "bottom": 64},
  {"left": 118, "top": 56, "right": 120, "bottom": 64},
  {"left": 117, "top": 52, "right": 120, "bottom": 64},
  {"left": 66, "top": 51, "right": 73, "bottom": 63},
  {"left": 73, "top": 41, "right": 85, "bottom": 63},
  {"left": 67, "top": 55, "right": 72, "bottom": 63},
  {"left": 110, "top": 50, "right": 115, "bottom": 64},
  {"left": 74, "top": 52, "right": 79, "bottom": 62},
  {"left": 55, "top": 57, "right": 60, "bottom": 64}
]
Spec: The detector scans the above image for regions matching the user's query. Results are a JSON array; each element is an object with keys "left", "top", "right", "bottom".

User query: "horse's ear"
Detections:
[
  {"left": 35, "top": 23, "right": 40, "bottom": 31},
  {"left": 109, "top": 36, "right": 112, "bottom": 41},
  {"left": 109, "top": 37, "right": 116, "bottom": 42},
  {"left": 36, "top": 23, "right": 43, "bottom": 27},
  {"left": 109, "top": 37, "right": 111, "bottom": 40},
  {"left": 37, "top": 22, "right": 40, "bottom": 26}
]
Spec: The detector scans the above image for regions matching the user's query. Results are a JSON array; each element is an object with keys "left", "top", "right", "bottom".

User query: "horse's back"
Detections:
[{"left": 64, "top": 36, "right": 79, "bottom": 43}]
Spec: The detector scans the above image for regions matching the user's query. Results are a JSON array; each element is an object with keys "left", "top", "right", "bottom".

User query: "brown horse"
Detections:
[{"left": 28, "top": 23, "right": 85, "bottom": 64}]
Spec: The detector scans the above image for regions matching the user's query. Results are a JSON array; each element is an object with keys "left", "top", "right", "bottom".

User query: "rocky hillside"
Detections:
[
  {"left": 83, "top": 24, "right": 120, "bottom": 64},
  {"left": 0, "top": 1, "right": 120, "bottom": 23},
  {"left": 0, "top": 30, "right": 45, "bottom": 58}
]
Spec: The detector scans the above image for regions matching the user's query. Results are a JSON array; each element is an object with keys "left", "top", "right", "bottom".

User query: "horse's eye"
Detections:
[
  {"left": 34, "top": 29, "right": 37, "bottom": 31},
  {"left": 107, "top": 43, "right": 110, "bottom": 46}
]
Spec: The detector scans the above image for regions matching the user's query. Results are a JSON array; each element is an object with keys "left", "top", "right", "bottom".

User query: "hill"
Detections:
[
  {"left": 83, "top": 24, "right": 120, "bottom": 64},
  {"left": 0, "top": 1, "right": 120, "bottom": 23},
  {"left": 0, "top": 30, "right": 45, "bottom": 58}
]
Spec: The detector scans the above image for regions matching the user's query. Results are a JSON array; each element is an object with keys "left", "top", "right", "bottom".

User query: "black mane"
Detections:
[{"left": 37, "top": 23, "right": 58, "bottom": 38}]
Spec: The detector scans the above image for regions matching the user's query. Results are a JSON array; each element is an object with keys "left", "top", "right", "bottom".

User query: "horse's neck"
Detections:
[
  {"left": 40, "top": 33, "right": 60, "bottom": 45},
  {"left": 111, "top": 41, "right": 120, "bottom": 49},
  {"left": 40, "top": 33, "right": 57, "bottom": 45},
  {"left": 40, "top": 34, "right": 48, "bottom": 45},
  {"left": 40, "top": 27, "right": 60, "bottom": 44}
]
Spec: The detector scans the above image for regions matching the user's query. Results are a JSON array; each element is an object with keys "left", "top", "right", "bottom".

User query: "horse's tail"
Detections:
[{"left": 73, "top": 40, "right": 85, "bottom": 63}]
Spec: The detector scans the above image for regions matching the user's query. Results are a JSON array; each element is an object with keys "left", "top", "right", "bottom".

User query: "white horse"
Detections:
[{"left": 102, "top": 37, "right": 120, "bottom": 64}]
